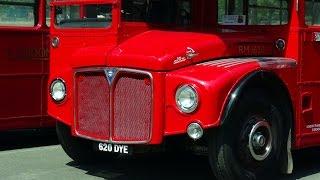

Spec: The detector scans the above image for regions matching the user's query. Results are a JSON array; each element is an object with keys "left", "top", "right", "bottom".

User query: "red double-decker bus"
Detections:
[
  {"left": 48, "top": 0, "right": 320, "bottom": 179},
  {"left": 0, "top": 0, "right": 54, "bottom": 131}
]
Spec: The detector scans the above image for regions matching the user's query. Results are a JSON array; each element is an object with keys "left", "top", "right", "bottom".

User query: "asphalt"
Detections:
[{"left": 0, "top": 131, "right": 320, "bottom": 180}]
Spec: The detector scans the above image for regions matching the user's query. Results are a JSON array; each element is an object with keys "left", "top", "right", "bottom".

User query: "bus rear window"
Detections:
[{"left": 55, "top": 4, "right": 112, "bottom": 28}]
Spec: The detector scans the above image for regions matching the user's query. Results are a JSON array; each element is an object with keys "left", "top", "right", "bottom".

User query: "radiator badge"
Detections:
[{"left": 104, "top": 68, "right": 118, "bottom": 85}]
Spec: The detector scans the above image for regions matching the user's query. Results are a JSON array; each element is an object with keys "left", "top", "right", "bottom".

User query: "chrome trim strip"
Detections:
[
  {"left": 256, "top": 57, "right": 297, "bottom": 69},
  {"left": 198, "top": 57, "right": 297, "bottom": 69}
]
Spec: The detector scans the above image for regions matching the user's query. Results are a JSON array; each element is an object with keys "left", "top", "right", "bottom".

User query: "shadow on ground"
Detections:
[
  {"left": 2, "top": 130, "right": 320, "bottom": 180},
  {"left": 67, "top": 153, "right": 213, "bottom": 180},
  {"left": 0, "top": 128, "right": 59, "bottom": 151},
  {"left": 67, "top": 148, "right": 320, "bottom": 180}
]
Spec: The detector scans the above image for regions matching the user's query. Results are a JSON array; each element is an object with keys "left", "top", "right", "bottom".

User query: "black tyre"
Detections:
[
  {"left": 209, "top": 90, "right": 287, "bottom": 180},
  {"left": 56, "top": 121, "right": 114, "bottom": 163}
]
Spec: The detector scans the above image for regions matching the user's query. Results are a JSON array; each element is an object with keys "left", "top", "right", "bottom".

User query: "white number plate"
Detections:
[{"left": 97, "top": 143, "right": 130, "bottom": 154}]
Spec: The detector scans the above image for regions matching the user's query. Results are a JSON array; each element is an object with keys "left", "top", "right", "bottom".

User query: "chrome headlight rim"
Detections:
[
  {"left": 175, "top": 84, "right": 199, "bottom": 114},
  {"left": 50, "top": 78, "right": 66, "bottom": 103}
]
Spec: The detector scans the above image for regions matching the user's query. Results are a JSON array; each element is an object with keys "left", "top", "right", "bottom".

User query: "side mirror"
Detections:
[{"left": 55, "top": 7, "right": 63, "bottom": 15}]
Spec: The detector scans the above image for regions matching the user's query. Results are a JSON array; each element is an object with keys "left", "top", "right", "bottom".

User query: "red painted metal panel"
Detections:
[{"left": 0, "top": 0, "right": 53, "bottom": 131}]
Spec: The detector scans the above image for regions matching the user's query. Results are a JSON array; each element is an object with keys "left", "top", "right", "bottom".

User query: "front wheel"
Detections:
[
  {"left": 56, "top": 121, "right": 115, "bottom": 164},
  {"left": 208, "top": 90, "right": 287, "bottom": 180}
]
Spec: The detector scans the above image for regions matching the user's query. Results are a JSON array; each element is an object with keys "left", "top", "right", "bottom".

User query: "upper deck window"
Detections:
[
  {"left": 218, "top": 0, "right": 289, "bottom": 25},
  {"left": 0, "top": 0, "right": 36, "bottom": 27},
  {"left": 305, "top": 0, "right": 320, "bottom": 25},
  {"left": 54, "top": 4, "right": 112, "bottom": 28}
]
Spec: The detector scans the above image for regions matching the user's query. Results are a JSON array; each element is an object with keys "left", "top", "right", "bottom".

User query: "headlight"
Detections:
[
  {"left": 50, "top": 79, "right": 66, "bottom": 102},
  {"left": 175, "top": 84, "right": 199, "bottom": 113}
]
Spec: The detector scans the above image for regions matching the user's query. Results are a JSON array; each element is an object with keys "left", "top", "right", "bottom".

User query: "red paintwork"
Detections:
[
  {"left": 0, "top": 0, "right": 54, "bottom": 131},
  {"left": 48, "top": 0, "right": 320, "bottom": 149}
]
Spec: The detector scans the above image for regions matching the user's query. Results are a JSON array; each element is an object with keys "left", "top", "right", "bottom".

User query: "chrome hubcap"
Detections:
[
  {"left": 252, "top": 132, "right": 266, "bottom": 148},
  {"left": 248, "top": 121, "right": 272, "bottom": 161}
]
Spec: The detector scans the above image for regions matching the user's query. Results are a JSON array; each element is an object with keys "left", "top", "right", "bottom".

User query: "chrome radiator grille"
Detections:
[
  {"left": 75, "top": 69, "right": 152, "bottom": 143},
  {"left": 76, "top": 72, "right": 110, "bottom": 140},
  {"left": 113, "top": 74, "right": 152, "bottom": 141}
]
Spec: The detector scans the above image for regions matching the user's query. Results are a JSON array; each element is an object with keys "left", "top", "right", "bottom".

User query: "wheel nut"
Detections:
[{"left": 253, "top": 133, "right": 266, "bottom": 148}]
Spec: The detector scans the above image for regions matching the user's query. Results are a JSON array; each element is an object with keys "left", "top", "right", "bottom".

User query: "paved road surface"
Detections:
[{"left": 1, "top": 131, "right": 320, "bottom": 180}]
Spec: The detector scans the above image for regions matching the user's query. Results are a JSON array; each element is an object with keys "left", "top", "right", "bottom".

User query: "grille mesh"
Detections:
[
  {"left": 76, "top": 72, "right": 110, "bottom": 140},
  {"left": 75, "top": 70, "right": 152, "bottom": 142},
  {"left": 113, "top": 73, "right": 152, "bottom": 141}
]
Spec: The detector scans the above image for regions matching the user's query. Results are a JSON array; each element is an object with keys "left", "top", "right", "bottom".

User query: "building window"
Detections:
[
  {"left": 305, "top": 0, "right": 320, "bottom": 25},
  {"left": 218, "top": 0, "right": 289, "bottom": 25},
  {"left": 0, "top": 0, "right": 36, "bottom": 27},
  {"left": 46, "top": 0, "right": 50, "bottom": 26}
]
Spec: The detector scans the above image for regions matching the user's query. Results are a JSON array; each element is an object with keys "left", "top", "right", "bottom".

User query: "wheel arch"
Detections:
[{"left": 221, "top": 70, "right": 294, "bottom": 135}]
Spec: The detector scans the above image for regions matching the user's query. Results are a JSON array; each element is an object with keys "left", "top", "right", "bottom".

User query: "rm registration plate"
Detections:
[{"left": 95, "top": 143, "right": 130, "bottom": 154}]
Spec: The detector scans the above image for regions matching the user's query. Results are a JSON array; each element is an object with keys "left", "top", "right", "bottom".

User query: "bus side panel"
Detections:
[{"left": 0, "top": 29, "right": 49, "bottom": 130}]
